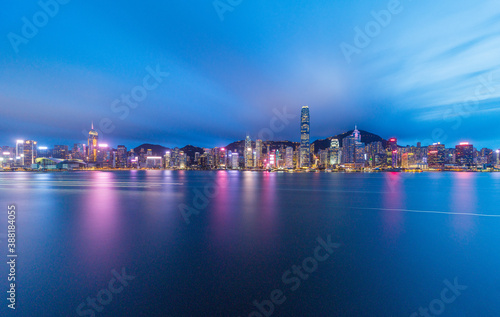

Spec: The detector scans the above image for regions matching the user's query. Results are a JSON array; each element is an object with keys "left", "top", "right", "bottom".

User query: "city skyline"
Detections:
[
  {"left": 3, "top": 118, "right": 499, "bottom": 153},
  {"left": 2, "top": 105, "right": 499, "bottom": 172},
  {"left": 2, "top": 1, "right": 500, "bottom": 149}
]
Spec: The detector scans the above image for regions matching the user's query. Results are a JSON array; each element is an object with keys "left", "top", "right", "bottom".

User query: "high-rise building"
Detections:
[
  {"left": 16, "top": 140, "right": 24, "bottom": 166},
  {"left": 53, "top": 145, "right": 69, "bottom": 159},
  {"left": 72, "top": 144, "right": 85, "bottom": 160},
  {"left": 117, "top": 145, "right": 127, "bottom": 168},
  {"left": 231, "top": 152, "right": 239, "bottom": 169},
  {"left": 87, "top": 122, "right": 98, "bottom": 163},
  {"left": 329, "top": 139, "right": 340, "bottom": 167},
  {"left": 300, "top": 106, "right": 310, "bottom": 168},
  {"left": 245, "top": 135, "right": 253, "bottom": 168},
  {"left": 255, "top": 139, "right": 263, "bottom": 168},
  {"left": 285, "top": 147, "right": 293, "bottom": 169},
  {"left": 428, "top": 143, "right": 446, "bottom": 169},
  {"left": 387, "top": 138, "right": 398, "bottom": 168},
  {"left": 23, "top": 140, "right": 37, "bottom": 167},
  {"left": 342, "top": 126, "right": 364, "bottom": 165},
  {"left": 493, "top": 150, "right": 500, "bottom": 166},
  {"left": 455, "top": 142, "right": 474, "bottom": 167}
]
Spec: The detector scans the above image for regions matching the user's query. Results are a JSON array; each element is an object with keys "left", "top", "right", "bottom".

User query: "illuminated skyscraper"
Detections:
[
  {"left": 245, "top": 135, "right": 253, "bottom": 168},
  {"left": 455, "top": 142, "right": 474, "bottom": 167},
  {"left": 117, "top": 145, "right": 127, "bottom": 168},
  {"left": 16, "top": 140, "right": 24, "bottom": 166},
  {"left": 329, "top": 139, "right": 340, "bottom": 166},
  {"left": 255, "top": 139, "right": 263, "bottom": 168},
  {"left": 23, "top": 140, "right": 37, "bottom": 166},
  {"left": 87, "top": 122, "right": 98, "bottom": 163},
  {"left": 285, "top": 147, "right": 293, "bottom": 168},
  {"left": 300, "top": 106, "right": 310, "bottom": 168},
  {"left": 387, "top": 138, "right": 398, "bottom": 168},
  {"left": 53, "top": 145, "right": 69, "bottom": 159},
  {"left": 428, "top": 143, "right": 445, "bottom": 169}
]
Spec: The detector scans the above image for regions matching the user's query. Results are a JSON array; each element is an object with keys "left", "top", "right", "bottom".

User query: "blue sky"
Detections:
[{"left": 1, "top": 0, "right": 499, "bottom": 149}]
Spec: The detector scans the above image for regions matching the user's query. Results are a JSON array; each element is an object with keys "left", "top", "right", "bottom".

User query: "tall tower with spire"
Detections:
[
  {"left": 87, "top": 122, "right": 99, "bottom": 163},
  {"left": 300, "top": 106, "right": 310, "bottom": 168},
  {"left": 353, "top": 125, "right": 361, "bottom": 142}
]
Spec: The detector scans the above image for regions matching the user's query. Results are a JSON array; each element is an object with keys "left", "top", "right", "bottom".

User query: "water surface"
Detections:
[{"left": 0, "top": 171, "right": 499, "bottom": 316}]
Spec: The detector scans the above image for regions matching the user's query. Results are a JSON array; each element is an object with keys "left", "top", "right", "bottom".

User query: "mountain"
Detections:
[
  {"left": 312, "top": 130, "right": 386, "bottom": 153},
  {"left": 133, "top": 144, "right": 170, "bottom": 156},
  {"left": 180, "top": 145, "right": 205, "bottom": 158}
]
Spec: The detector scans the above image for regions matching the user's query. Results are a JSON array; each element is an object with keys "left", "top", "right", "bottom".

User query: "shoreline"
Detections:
[{"left": 1, "top": 169, "right": 499, "bottom": 173}]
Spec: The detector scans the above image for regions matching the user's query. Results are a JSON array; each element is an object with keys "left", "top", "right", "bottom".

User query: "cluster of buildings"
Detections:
[{"left": 1, "top": 107, "right": 499, "bottom": 171}]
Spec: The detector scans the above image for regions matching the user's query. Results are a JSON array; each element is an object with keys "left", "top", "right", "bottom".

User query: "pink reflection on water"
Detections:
[
  {"left": 382, "top": 173, "right": 406, "bottom": 238},
  {"left": 450, "top": 173, "right": 477, "bottom": 236},
  {"left": 78, "top": 172, "right": 122, "bottom": 261}
]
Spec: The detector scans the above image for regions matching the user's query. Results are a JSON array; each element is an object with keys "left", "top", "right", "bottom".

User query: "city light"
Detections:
[
  {"left": 459, "top": 142, "right": 469, "bottom": 146},
  {"left": 3, "top": 152, "right": 10, "bottom": 155},
  {"left": 38, "top": 146, "right": 48, "bottom": 150},
  {"left": 146, "top": 157, "right": 162, "bottom": 159},
  {"left": 16, "top": 140, "right": 23, "bottom": 144},
  {"left": 99, "top": 144, "right": 109, "bottom": 148}
]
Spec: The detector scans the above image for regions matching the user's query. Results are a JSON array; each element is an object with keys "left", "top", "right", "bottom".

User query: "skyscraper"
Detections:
[
  {"left": 387, "top": 138, "right": 398, "bottom": 168},
  {"left": 23, "top": 140, "right": 37, "bottom": 166},
  {"left": 87, "top": 122, "right": 98, "bottom": 163},
  {"left": 255, "top": 139, "right": 263, "bottom": 168},
  {"left": 329, "top": 139, "right": 340, "bottom": 166},
  {"left": 245, "top": 135, "right": 252, "bottom": 168},
  {"left": 300, "top": 106, "right": 310, "bottom": 168},
  {"left": 342, "top": 126, "right": 365, "bottom": 166},
  {"left": 53, "top": 145, "right": 69, "bottom": 159},
  {"left": 285, "top": 146, "right": 293, "bottom": 169},
  {"left": 428, "top": 143, "right": 445, "bottom": 169},
  {"left": 16, "top": 140, "right": 24, "bottom": 166},
  {"left": 455, "top": 142, "right": 474, "bottom": 167},
  {"left": 117, "top": 145, "right": 128, "bottom": 168}
]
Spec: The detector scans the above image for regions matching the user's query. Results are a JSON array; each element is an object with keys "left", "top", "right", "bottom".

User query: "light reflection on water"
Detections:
[{"left": 0, "top": 171, "right": 499, "bottom": 316}]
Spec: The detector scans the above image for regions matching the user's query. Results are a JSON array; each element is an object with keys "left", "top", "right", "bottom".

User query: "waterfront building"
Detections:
[
  {"left": 164, "top": 151, "right": 171, "bottom": 168},
  {"left": 427, "top": 143, "right": 446, "bottom": 169},
  {"left": 256, "top": 139, "right": 263, "bottom": 168},
  {"left": 285, "top": 147, "right": 293, "bottom": 169},
  {"left": 231, "top": 152, "right": 239, "bottom": 169},
  {"left": 386, "top": 138, "right": 398, "bottom": 168},
  {"left": 455, "top": 143, "right": 474, "bottom": 167},
  {"left": 116, "top": 145, "right": 127, "bottom": 168},
  {"left": 342, "top": 126, "right": 363, "bottom": 164},
  {"left": 15, "top": 140, "right": 24, "bottom": 166},
  {"left": 329, "top": 139, "right": 340, "bottom": 167},
  {"left": 244, "top": 135, "right": 253, "bottom": 168},
  {"left": 299, "top": 106, "right": 310, "bottom": 168},
  {"left": 87, "top": 122, "right": 98, "bottom": 163},
  {"left": 23, "top": 140, "right": 37, "bottom": 167}
]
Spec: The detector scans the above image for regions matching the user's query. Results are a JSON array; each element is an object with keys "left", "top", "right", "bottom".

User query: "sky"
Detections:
[{"left": 1, "top": 0, "right": 499, "bottom": 149}]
